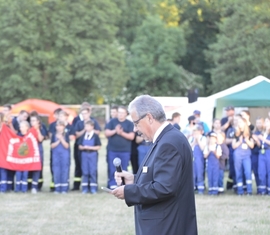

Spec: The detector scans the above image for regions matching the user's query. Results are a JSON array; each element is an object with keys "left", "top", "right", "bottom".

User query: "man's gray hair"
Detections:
[{"left": 128, "top": 95, "right": 166, "bottom": 123}]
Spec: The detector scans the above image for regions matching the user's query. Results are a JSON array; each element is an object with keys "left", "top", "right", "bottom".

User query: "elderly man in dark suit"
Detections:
[{"left": 112, "top": 95, "right": 197, "bottom": 235}]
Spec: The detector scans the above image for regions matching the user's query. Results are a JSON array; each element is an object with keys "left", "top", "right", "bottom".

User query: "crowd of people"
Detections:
[
  {"left": 0, "top": 102, "right": 269, "bottom": 196},
  {"left": 179, "top": 107, "right": 270, "bottom": 196}
]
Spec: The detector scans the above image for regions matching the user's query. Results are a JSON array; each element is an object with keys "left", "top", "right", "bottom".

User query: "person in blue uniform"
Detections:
[
  {"left": 225, "top": 117, "right": 237, "bottom": 191},
  {"left": 51, "top": 120, "right": 70, "bottom": 194},
  {"left": 78, "top": 120, "right": 101, "bottom": 194},
  {"left": 232, "top": 116, "right": 254, "bottom": 195},
  {"left": 30, "top": 115, "right": 47, "bottom": 194},
  {"left": 204, "top": 132, "right": 222, "bottom": 195},
  {"left": 28, "top": 111, "right": 49, "bottom": 191},
  {"left": 73, "top": 106, "right": 101, "bottom": 190},
  {"left": 105, "top": 106, "right": 134, "bottom": 189},
  {"left": 48, "top": 108, "right": 62, "bottom": 191},
  {"left": 217, "top": 132, "right": 229, "bottom": 193},
  {"left": 221, "top": 106, "right": 235, "bottom": 135},
  {"left": 136, "top": 134, "right": 151, "bottom": 167},
  {"left": 193, "top": 110, "right": 210, "bottom": 135},
  {"left": 257, "top": 118, "right": 270, "bottom": 195},
  {"left": 171, "top": 112, "right": 181, "bottom": 131},
  {"left": 251, "top": 117, "right": 264, "bottom": 194},
  {"left": 189, "top": 125, "right": 207, "bottom": 194},
  {"left": 15, "top": 121, "right": 30, "bottom": 193}
]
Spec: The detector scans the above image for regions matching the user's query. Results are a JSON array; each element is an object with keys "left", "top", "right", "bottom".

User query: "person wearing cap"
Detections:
[
  {"left": 221, "top": 106, "right": 235, "bottom": 135},
  {"left": 182, "top": 115, "right": 196, "bottom": 139},
  {"left": 189, "top": 124, "right": 207, "bottom": 194},
  {"left": 204, "top": 132, "right": 222, "bottom": 195},
  {"left": 193, "top": 110, "right": 210, "bottom": 135},
  {"left": 171, "top": 112, "right": 181, "bottom": 131}
]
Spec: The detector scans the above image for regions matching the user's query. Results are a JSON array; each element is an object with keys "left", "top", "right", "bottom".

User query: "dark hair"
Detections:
[
  {"left": 19, "top": 110, "right": 29, "bottom": 115},
  {"left": 30, "top": 110, "right": 39, "bottom": 117},
  {"left": 3, "top": 104, "right": 12, "bottom": 110},
  {"left": 59, "top": 110, "right": 68, "bottom": 116},
  {"left": 111, "top": 105, "right": 118, "bottom": 110},
  {"left": 172, "top": 112, "right": 181, "bottom": 119},
  {"left": 118, "top": 106, "right": 128, "bottom": 115},
  {"left": 53, "top": 108, "right": 62, "bottom": 115}
]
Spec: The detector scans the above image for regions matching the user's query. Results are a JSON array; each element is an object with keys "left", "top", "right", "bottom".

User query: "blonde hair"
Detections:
[{"left": 235, "top": 116, "right": 250, "bottom": 138}]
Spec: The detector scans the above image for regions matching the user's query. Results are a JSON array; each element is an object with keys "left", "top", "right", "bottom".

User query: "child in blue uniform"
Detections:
[
  {"left": 204, "top": 132, "right": 222, "bottom": 195},
  {"left": 30, "top": 115, "right": 46, "bottom": 194},
  {"left": 51, "top": 121, "right": 70, "bottom": 194},
  {"left": 257, "top": 118, "right": 270, "bottom": 195},
  {"left": 136, "top": 134, "right": 151, "bottom": 167},
  {"left": 189, "top": 125, "right": 207, "bottom": 194},
  {"left": 232, "top": 116, "right": 254, "bottom": 195},
  {"left": 15, "top": 121, "right": 30, "bottom": 193},
  {"left": 252, "top": 117, "right": 264, "bottom": 194},
  {"left": 78, "top": 120, "right": 101, "bottom": 194}
]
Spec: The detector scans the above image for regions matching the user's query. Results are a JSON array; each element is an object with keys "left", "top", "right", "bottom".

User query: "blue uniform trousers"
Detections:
[
  {"left": 251, "top": 153, "right": 259, "bottom": 193},
  {"left": 228, "top": 147, "right": 236, "bottom": 189},
  {"left": 207, "top": 153, "right": 219, "bottom": 195},
  {"left": 81, "top": 151, "right": 98, "bottom": 193},
  {"left": 32, "top": 144, "right": 44, "bottom": 190},
  {"left": 52, "top": 143, "right": 70, "bottom": 193},
  {"left": 193, "top": 146, "right": 205, "bottom": 193},
  {"left": 108, "top": 151, "right": 130, "bottom": 189},
  {"left": 15, "top": 171, "right": 28, "bottom": 192},
  {"left": 234, "top": 149, "right": 252, "bottom": 195},
  {"left": 0, "top": 168, "right": 7, "bottom": 192},
  {"left": 258, "top": 149, "right": 270, "bottom": 194}
]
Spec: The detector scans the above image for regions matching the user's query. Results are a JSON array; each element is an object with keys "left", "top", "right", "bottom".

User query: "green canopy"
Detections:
[{"left": 216, "top": 80, "right": 270, "bottom": 117}]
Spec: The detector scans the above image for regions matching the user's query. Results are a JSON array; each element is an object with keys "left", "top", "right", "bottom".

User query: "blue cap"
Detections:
[{"left": 193, "top": 110, "right": 201, "bottom": 115}]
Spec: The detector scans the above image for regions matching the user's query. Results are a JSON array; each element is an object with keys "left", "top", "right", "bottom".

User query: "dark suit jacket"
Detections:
[{"left": 125, "top": 124, "right": 197, "bottom": 235}]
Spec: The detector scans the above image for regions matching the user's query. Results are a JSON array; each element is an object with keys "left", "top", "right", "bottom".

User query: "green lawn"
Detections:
[{"left": 0, "top": 138, "right": 270, "bottom": 235}]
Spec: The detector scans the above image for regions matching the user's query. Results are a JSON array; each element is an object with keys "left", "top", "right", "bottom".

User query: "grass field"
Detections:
[{"left": 0, "top": 138, "right": 270, "bottom": 235}]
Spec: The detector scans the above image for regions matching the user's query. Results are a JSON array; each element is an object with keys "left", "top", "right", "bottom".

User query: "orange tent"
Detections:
[{"left": 6, "top": 99, "right": 77, "bottom": 124}]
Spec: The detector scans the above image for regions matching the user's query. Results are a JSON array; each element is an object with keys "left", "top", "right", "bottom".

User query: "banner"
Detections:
[{"left": 0, "top": 124, "right": 41, "bottom": 171}]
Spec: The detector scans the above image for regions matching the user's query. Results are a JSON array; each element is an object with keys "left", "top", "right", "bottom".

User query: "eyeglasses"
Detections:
[{"left": 133, "top": 114, "right": 147, "bottom": 127}]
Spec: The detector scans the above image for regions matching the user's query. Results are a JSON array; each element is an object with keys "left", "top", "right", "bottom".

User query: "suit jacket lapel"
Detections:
[{"left": 135, "top": 124, "right": 174, "bottom": 183}]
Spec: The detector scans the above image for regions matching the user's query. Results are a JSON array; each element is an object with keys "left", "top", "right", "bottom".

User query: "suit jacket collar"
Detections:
[{"left": 135, "top": 124, "right": 174, "bottom": 183}]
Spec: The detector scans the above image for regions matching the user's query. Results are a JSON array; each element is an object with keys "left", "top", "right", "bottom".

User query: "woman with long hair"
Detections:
[
  {"left": 232, "top": 115, "right": 254, "bottom": 195},
  {"left": 257, "top": 118, "right": 270, "bottom": 195}
]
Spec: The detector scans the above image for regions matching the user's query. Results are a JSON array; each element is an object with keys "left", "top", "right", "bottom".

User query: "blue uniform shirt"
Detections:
[
  {"left": 105, "top": 118, "right": 134, "bottom": 152},
  {"left": 78, "top": 132, "right": 101, "bottom": 148},
  {"left": 74, "top": 117, "right": 101, "bottom": 143}
]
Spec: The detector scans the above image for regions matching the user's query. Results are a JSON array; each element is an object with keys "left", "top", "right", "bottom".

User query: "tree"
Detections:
[
  {"left": 126, "top": 15, "right": 202, "bottom": 99},
  {"left": 0, "top": 0, "right": 129, "bottom": 104},
  {"left": 176, "top": 0, "right": 221, "bottom": 95},
  {"left": 206, "top": 0, "right": 270, "bottom": 93},
  {"left": 112, "top": 0, "right": 148, "bottom": 51}
]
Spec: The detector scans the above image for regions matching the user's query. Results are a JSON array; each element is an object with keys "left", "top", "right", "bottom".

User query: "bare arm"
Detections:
[{"left": 105, "top": 129, "right": 117, "bottom": 137}]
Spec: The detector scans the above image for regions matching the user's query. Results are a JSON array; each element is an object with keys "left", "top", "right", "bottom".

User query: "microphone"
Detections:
[{"left": 113, "top": 158, "right": 125, "bottom": 185}]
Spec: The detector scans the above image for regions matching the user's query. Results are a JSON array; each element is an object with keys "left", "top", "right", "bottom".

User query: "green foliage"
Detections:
[
  {"left": 0, "top": 0, "right": 129, "bottom": 104},
  {"left": 177, "top": 0, "right": 221, "bottom": 96},
  {"left": 206, "top": 0, "right": 270, "bottom": 93},
  {"left": 126, "top": 16, "right": 202, "bottom": 98}
]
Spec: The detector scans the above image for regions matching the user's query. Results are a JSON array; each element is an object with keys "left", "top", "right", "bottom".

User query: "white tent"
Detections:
[{"left": 163, "top": 75, "right": 269, "bottom": 129}]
